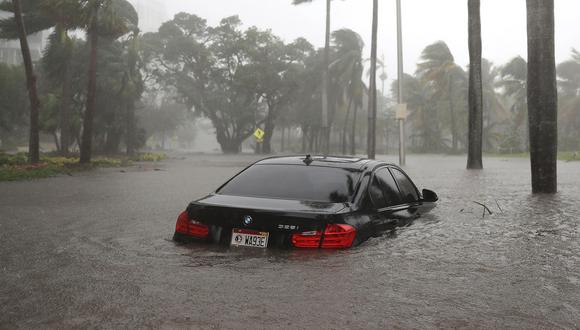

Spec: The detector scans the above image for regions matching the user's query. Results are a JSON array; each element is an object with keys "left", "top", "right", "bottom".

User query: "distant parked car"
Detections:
[{"left": 174, "top": 155, "right": 438, "bottom": 249}]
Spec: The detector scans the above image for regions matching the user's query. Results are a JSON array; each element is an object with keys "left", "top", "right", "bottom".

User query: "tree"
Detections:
[
  {"left": 0, "top": 64, "right": 28, "bottom": 148},
  {"left": 557, "top": 49, "right": 580, "bottom": 150},
  {"left": 144, "top": 15, "right": 266, "bottom": 153},
  {"left": 367, "top": 0, "right": 378, "bottom": 159},
  {"left": 10, "top": 0, "right": 41, "bottom": 163},
  {"left": 526, "top": 0, "right": 557, "bottom": 193},
  {"left": 80, "top": 0, "right": 138, "bottom": 163},
  {"left": 498, "top": 56, "right": 528, "bottom": 152},
  {"left": 292, "top": 0, "right": 331, "bottom": 154},
  {"left": 1, "top": 0, "right": 86, "bottom": 155},
  {"left": 480, "top": 59, "right": 508, "bottom": 152},
  {"left": 243, "top": 31, "right": 309, "bottom": 154},
  {"left": 392, "top": 74, "right": 446, "bottom": 152},
  {"left": 328, "top": 29, "right": 364, "bottom": 155},
  {"left": 467, "top": 0, "right": 483, "bottom": 169},
  {"left": 416, "top": 41, "right": 466, "bottom": 152}
]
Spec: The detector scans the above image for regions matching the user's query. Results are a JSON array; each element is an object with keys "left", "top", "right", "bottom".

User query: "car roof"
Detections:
[{"left": 255, "top": 155, "right": 394, "bottom": 171}]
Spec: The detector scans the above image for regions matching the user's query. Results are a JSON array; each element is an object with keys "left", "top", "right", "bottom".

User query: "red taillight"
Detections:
[
  {"left": 291, "top": 224, "right": 356, "bottom": 249},
  {"left": 175, "top": 211, "right": 209, "bottom": 238}
]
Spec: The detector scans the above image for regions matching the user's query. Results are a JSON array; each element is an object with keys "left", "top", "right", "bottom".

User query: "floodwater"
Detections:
[{"left": 0, "top": 154, "right": 579, "bottom": 329}]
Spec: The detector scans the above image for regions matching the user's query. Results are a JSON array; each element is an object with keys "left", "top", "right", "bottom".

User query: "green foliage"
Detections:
[
  {"left": 0, "top": 64, "right": 28, "bottom": 147},
  {"left": 0, "top": 151, "right": 164, "bottom": 181},
  {"left": 144, "top": 13, "right": 314, "bottom": 153},
  {"left": 130, "top": 152, "right": 166, "bottom": 162},
  {"left": 0, "top": 152, "right": 28, "bottom": 166}
]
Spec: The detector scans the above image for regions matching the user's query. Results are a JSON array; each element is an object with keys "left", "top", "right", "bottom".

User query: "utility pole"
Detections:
[
  {"left": 396, "top": 0, "right": 406, "bottom": 166},
  {"left": 322, "top": 0, "right": 331, "bottom": 155},
  {"left": 367, "top": 0, "right": 378, "bottom": 159}
]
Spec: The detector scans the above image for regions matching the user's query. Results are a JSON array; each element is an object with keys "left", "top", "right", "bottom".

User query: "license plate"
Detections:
[{"left": 230, "top": 228, "right": 269, "bottom": 248}]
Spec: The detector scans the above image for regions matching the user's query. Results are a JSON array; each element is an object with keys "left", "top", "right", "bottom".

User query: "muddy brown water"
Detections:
[{"left": 1, "top": 154, "right": 579, "bottom": 329}]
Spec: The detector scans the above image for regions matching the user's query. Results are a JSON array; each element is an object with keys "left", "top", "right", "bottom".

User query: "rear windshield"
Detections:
[{"left": 217, "top": 164, "right": 361, "bottom": 203}]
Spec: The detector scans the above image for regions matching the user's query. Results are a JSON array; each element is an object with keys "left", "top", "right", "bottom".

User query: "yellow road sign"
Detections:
[{"left": 254, "top": 128, "right": 265, "bottom": 140}]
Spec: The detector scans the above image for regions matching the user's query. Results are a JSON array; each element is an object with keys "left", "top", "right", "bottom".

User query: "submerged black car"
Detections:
[{"left": 173, "top": 155, "right": 438, "bottom": 249}]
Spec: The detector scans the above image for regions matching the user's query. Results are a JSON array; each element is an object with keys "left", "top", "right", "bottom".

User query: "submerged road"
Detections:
[{"left": 1, "top": 154, "right": 579, "bottom": 329}]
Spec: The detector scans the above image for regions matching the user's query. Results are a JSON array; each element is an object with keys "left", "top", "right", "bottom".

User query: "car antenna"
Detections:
[{"left": 303, "top": 154, "right": 313, "bottom": 165}]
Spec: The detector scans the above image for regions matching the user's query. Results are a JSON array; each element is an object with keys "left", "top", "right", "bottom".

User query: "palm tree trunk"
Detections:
[
  {"left": 467, "top": 0, "right": 483, "bottom": 169},
  {"left": 12, "top": 0, "right": 40, "bottom": 164},
  {"left": 526, "top": 0, "right": 557, "bottom": 193},
  {"left": 126, "top": 100, "right": 136, "bottom": 156},
  {"left": 342, "top": 97, "right": 353, "bottom": 154},
  {"left": 60, "top": 56, "right": 72, "bottom": 156},
  {"left": 367, "top": 0, "right": 378, "bottom": 159},
  {"left": 448, "top": 73, "right": 458, "bottom": 151},
  {"left": 80, "top": 5, "right": 99, "bottom": 164},
  {"left": 351, "top": 104, "right": 358, "bottom": 155}
]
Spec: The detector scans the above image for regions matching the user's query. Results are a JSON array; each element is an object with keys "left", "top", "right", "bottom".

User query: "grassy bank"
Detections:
[{"left": 0, "top": 152, "right": 166, "bottom": 182}]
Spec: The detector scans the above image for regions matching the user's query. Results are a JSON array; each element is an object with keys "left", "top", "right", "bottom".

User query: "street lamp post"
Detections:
[{"left": 396, "top": 0, "right": 406, "bottom": 166}]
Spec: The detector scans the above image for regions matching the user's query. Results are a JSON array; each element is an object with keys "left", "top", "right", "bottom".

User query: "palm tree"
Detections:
[
  {"left": 292, "top": 0, "right": 331, "bottom": 154},
  {"left": 557, "top": 49, "right": 580, "bottom": 150},
  {"left": 0, "top": 0, "right": 42, "bottom": 163},
  {"left": 79, "top": 0, "right": 100, "bottom": 163},
  {"left": 79, "top": 0, "right": 138, "bottom": 163},
  {"left": 1, "top": 0, "right": 85, "bottom": 156},
  {"left": 416, "top": 41, "right": 465, "bottom": 152},
  {"left": 328, "top": 29, "right": 364, "bottom": 155},
  {"left": 392, "top": 74, "right": 446, "bottom": 152},
  {"left": 480, "top": 59, "right": 508, "bottom": 151},
  {"left": 5, "top": 0, "right": 41, "bottom": 163},
  {"left": 467, "top": 0, "right": 483, "bottom": 169},
  {"left": 367, "top": 0, "right": 378, "bottom": 159},
  {"left": 526, "top": 0, "right": 557, "bottom": 193},
  {"left": 498, "top": 56, "right": 528, "bottom": 152}
]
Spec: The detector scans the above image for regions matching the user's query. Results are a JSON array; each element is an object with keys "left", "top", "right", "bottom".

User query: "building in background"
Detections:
[
  {"left": 0, "top": 10, "right": 45, "bottom": 66},
  {"left": 127, "top": 0, "right": 168, "bottom": 33}
]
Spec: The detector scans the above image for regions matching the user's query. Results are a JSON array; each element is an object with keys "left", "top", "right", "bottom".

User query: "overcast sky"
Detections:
[{"left": 161, "top": 0, "right": 578, "bottom": 89}]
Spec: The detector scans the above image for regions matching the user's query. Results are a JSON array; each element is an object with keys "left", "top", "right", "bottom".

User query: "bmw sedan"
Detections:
[{"left": 173, "top": 155, "right": 438, "bottom": 249}]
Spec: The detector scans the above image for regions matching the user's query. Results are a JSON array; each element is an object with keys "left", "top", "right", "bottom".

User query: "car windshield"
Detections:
[{"left": 217, "top": 164, "right": 361, "bottom": 203}]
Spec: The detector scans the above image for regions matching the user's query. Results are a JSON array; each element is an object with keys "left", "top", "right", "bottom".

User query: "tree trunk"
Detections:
[
  {"left": 126, "top": 101, "right": 136, "bottom": 156},
  {"left": 467, "top": 0, "right": 484, "bottom": 169},
  {"left": 280, "top": 126, "right": 285, "bottom": 153},
  {"left": 52, "top": 132, "right": 60, "bottom": 152},
  {"left": 448, "top": 73, "right": 458, "bottom": 152},
  {"left": 351, "top": 104, "right": 358, "bottom": 155},
  {"left": 216, "top": 133, "right": 242, "bottom": 154},
  {"left": 80, "top": 6, "right": 99, "bottom": 164},
  {"left": 342, "top": 96, "right": 353, "bottom": 155},
  {"left": 287, "top": 127, "right": 291, "bottom": 152},
  {"left": 262, "top": 106, "right": 275, "bottom": 154},
  {"left": 12, "top": 0, "right": 40, "bottom": 164},
  {"left": 526, "top": 0, "right": 557, "bottom": 193},
  {"left": 59, "top": 59, "right": 73, "bottom": 156},
  {"left": 301, "top": 125, "right": 308, "bottom": 153},
  {"left": 367, "top": 0, "right": 378, "bottom": 159}
]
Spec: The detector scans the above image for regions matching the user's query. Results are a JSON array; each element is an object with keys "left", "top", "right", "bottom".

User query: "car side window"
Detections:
[
  {"left": 390, "top": 168, "right": 419, "bottom": 203},
  {"left": 369, "top": 174, "right": 386, "bottom": 209},
  {"left": 370, "top": 168, "right": 402, "bottom": 209}
]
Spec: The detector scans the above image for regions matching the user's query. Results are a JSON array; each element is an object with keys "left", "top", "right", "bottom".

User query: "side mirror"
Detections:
[{"left": 421, "top": 189, "right": 438, "bottom": 202}]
